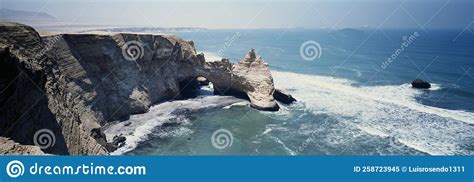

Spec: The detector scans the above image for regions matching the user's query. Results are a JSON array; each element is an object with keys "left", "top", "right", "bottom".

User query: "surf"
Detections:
[{"left": 272, "top": 71, "right": 474, "bottom": 155}]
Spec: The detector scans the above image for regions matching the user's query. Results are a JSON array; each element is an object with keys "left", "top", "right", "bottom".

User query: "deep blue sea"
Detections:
[{"left": 116, "top": 29, "right": 474, "bottom": 155}]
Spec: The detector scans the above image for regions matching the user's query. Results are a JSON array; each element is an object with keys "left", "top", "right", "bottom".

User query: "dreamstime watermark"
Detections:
[
  {"left": 381, "top": 31, "right": 420, "bottom": 69},
  {"left": 299, "top": 40, "right": 322, "bottom": 61},
  {"left": 33, "top": 129, "right": 56, "bottom": 149},
  {"left": 295, "top": 120, "right": 328, "bottom": 155},
  {"left": 295, "top": 132, "right": 318, "bottom": 154},
  {"left": 5, "top": 160, "right": 146, "bottom": 178},
  {"left": 452, "top": 22, "right": 473, "bottom": 42},
  {"left": 217, "top": 32, "right": 241, "bottom": 58},
  {"left": 122, "top": 40, "right": 144, "bottom": 69},
  {"left": 211, "top": 128, "right": 233, "bottom": 149},
  {"left": 34, "top": 36, "right": 62, "bottom": 61},
  {"left": 21, "top": 36, "right": 62, "bottom": 70},
  {"left": 6, "top": 160, "right": 24, "bottom": 178}
]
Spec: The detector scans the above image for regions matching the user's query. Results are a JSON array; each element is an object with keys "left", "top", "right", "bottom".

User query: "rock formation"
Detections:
[
  {"left": 411, "top": 79, "right": 431, "bottom": 89},
  {"left": 0, "top": 137, "right": 46, "bottom": 155},
  {"left": 273, "top": 89, "right": 297, "bottom": 104},
  {"left": 231, "top": 49, "right": 279, "bottom": 111},
  {"left": 0, "top": 22, "right": 293, "bottom": 155}
]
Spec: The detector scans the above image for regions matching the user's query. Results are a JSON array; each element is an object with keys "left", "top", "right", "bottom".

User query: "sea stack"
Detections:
[
  {"left": 411, "top": 79, "right": 431, "bottom": 89},
  {"left": 228, "top": 49, "right": 280, "bottom": 111}
]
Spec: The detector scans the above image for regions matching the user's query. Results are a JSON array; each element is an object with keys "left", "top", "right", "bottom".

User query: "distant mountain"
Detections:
[
  {"left": 330, "top": 28, "right": 368, "bottom": 38},
  {"left": 0, "top": 8, "right": 57, "bottom": 22},
  {"left": 337, "top": 28, "right": 366, "bottom": 34},
  {"left": 89, "top": 27, "right": 208, "bottom": 33}
]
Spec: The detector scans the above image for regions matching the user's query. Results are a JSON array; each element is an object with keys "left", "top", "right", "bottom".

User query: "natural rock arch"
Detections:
[{"left": 0, "top": 22, "right": 293, "bottom": 155}]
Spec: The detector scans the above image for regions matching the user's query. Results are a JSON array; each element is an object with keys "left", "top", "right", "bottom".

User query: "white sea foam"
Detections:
[
  {"left": 270, "top": 136, "right": 297, "bottom": 155},
  {"left": 106, "top": 66, "right": 471, "bottom": 155},
  {"left": 107, "top": 114, "right": 178, "bottom": 155},
  {"left": 429, "top": 83, "right": 442, "bottom": 91},
  {"left": 356, "top": 125, "right": 389, "bottom": 138},
  {"left": 331, "top": 66, "right": 362, "bottom": 77},
  {"left": 202, "top": 51, "right": 223, "bottom": 62},
  {"left": 105, "top": 96, "right": 246, "bottom": 155},
  {"left": 272, "top": 71, "right": 474, "bottom": 155},
  {"left": 197, "top": 82, "right": 215, "bottom": 96},
  {"left": 262, "top": 128, "right": 273, "bottom": 135},
  {"left": 223, "top": 101, "right": 249, "bottom": 109},
  {"left": 261, "top": 101, "right": 294, "bottom": 120}
]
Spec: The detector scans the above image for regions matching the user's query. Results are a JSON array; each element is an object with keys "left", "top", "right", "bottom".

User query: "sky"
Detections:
[{"left": 0, "top": 0, "right": 473, "bottom": 29}]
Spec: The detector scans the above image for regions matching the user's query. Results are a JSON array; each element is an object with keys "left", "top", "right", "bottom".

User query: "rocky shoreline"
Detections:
[
  {"left": 0, "top": 22, "right": 295, "bottom": 155},
  {"left": 104, "top": 96, "right": 249, "bottom": 155}
]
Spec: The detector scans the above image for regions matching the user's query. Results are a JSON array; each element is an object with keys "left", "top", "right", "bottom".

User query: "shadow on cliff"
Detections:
[
  {"left": 0, "top": 48, "right": 69, "bottom": 155},
  {"left": 58, "top": 34, "right": 191, "bottom": 124}
]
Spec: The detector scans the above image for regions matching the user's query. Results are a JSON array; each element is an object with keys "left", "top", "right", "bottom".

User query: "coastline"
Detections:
[
  {"left": 104, "top": 96, "right": 248, "bottom": 155},
  {"left": 1, "top": 22, "right": 473, "bottom": 156},
  {"left": 0, "top": 22, "right": 293, "bottom": 155}
]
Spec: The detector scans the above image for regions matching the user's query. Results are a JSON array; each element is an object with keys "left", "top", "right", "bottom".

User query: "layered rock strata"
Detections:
[{"left": 0, "top": 22, "right": 293, "bottom": 155}]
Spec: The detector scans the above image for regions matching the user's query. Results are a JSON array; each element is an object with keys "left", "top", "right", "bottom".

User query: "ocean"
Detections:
[{"left": 110, "top": 28, "right": 474, "bottom": 155}]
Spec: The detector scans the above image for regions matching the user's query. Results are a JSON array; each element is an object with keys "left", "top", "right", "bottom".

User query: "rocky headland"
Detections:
[{"left": 0, "top": 22, "right": 295, "bottom": 155}]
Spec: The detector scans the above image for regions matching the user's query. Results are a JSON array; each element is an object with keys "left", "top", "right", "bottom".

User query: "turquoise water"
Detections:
[{"left": 125, "top": 29, "right": 474, "bottom": 155}]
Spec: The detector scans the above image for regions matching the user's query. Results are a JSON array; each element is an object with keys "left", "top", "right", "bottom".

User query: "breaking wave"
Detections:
[
  {"left": 105, "top": 96, "right": 246, "bottom": 155},
  {"left": 272, "top": 71, "right": 474, "bottom": 155},
  {"left": 202, "top": 51, "right": 223, "bottom": 62}
]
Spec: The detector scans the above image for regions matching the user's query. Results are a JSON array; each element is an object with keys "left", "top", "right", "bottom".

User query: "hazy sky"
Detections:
[{"left": 1, "top": 0, "right": 473, "bottom": 29}]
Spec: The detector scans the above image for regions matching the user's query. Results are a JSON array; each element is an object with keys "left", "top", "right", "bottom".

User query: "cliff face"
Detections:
[
  {"left": 0, "top": 22, "right": 70, "bottom": 155},
  {"left": 0, "top": 22, "right": 286, "bottom": 155}
]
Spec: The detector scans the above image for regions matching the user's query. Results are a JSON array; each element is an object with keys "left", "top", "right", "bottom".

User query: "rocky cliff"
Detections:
[
  {"left": 0, "top": 22, "right": 292, "bottom": 155},
  {"left": 0, "top": 137, "right": 45, "bottom": 155}
]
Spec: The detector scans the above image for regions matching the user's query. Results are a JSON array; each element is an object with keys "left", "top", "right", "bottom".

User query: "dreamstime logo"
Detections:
[
  {"left": 381, "top": 31, "right": 420, "bottom": 69},
  {"left": 295, "top": 120, "right": 328, "bottom": 155},
  {"left": 121, "top": 40, "right": 144, "bottom": 70},
  {"left": 122, "top": 40, "right": 145, "bottom": 61},
  {"left": 299, "top": 40, "right": 322, "bottom": 61},
  {"left": 33, "top": 36, "right": 62, "bottom": 61},
  {"left": 6, "top": 160, "right": 24, "bottom": 178},
  {"left": 33, "top": 129, "right": 56, "bottom": 149},
  {"left": 453, "top": 22, "right": 473, "bottom": 42},
  {"left": 25, "top": 62, "right": 32, "bottom": 69},
  {"left": 211, "top": 129, "right": 233, "bottom": 149},
  {"left": 295, "top": 132, "right": 318, "bottom": 155},
  {"left": 217, "top": 32, "right": 241, "bottom": 57}
]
